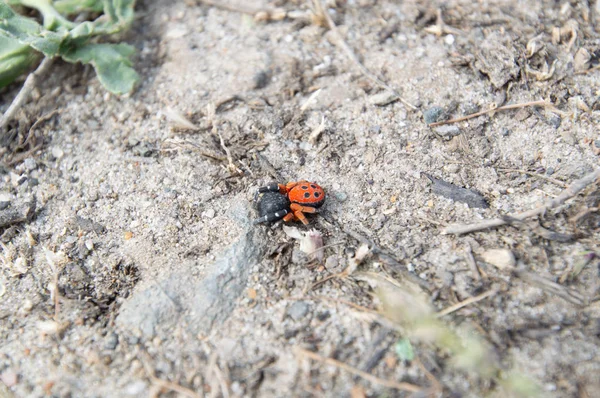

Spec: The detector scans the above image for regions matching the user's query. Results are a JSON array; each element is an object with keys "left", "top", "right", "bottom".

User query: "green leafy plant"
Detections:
[{"left": 0, "top": 0, "right": 138, "bottom": 94}]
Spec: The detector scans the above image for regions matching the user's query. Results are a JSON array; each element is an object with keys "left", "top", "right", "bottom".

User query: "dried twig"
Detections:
[
  {"left": 497, "top": 168, "right": 568, "bottom": 188},
  {"left": 515, "top": 269, "right": 587, "bottom": 306},
  {"left": 319, "top": 1, "right": 416, "bottom": 110},
  {"left": 464, "top": 242, "right": 482, "bottom": 281},
  {"left": 429, "top": 100, "right": 549, "bottom": 127},
  {"left": 436, "top": 288, "right": 496, "bottom": 317},
  {"left": 570, "top": 206, "right": 599, "bottom": 224},
  {"left": 295, "top": 347, "right": 424, "bottom": 393},
  {"left": 218, "top": 132, "right": 243, "bottom": 175},
  {"left": 0, "top": 58, "right": 54, "bottom": 131},
  {"left": 443, "top": 169, "right": 600, "bottom": 235}
]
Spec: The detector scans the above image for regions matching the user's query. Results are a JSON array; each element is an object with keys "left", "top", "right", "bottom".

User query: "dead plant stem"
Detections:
[
  {"left": 0, "top": 58, "right": 54, "bottom": 131},
  {"left": 429, "top": 100, "right": 549, "bottom": 127},
  {"left": 295, "top": 347, "right": 423, "bottom": 392},
  {"left": 443, "top": 169, "right": 600, "bottom": 235}
]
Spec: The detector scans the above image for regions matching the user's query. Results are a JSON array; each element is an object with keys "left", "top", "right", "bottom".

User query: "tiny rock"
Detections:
[
  {"left": 335, "top": 192, "right": 348, "bottom": 202},
  {"left": 481, "top": 249, "right": 516, "bottom": 269},
  {"left": 202, "top": 209, "right": 216, "bottom": 219},
  {"left": 253, "top": 70, "right": 270, "bottom": 89},
  {"left": 573, "top": 48, "right": 591, "bottom": 73},
  {"left": 424, "top": 106, "right": 445, "bottom": 124},
  {"left": 370, "top": 90, "right": 399, "bottom": 106},
  {"left": 51, "top": 147, "right": 64, "bottom": 159},
  {"left": 286, "top": 301, "right": 309, "bottom": 321},
  {"left": 434, "top": 125, "right": 461, "bottom": 139},
  {"left": 1, "top": 369, "right": 18, "bottom": 387},
  {"left": 23, "top": 158, "right": 37, "bottom": 171}
]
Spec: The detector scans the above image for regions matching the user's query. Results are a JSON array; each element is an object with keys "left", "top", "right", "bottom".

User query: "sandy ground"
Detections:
[{"left": 1, "top": 0, "right": 600, "bottom": 397}]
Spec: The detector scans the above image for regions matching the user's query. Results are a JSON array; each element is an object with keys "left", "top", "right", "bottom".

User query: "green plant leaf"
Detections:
[
  {"left": 0, "top": 35, "right": 39, "bottom": 88},
  {"left": 62, "top": 43, "right": 139, "bottom": 94},
  {"left": 394, "top": 338, "right": 414, "bottom": 361},
  {"left": 52, "top": 0, "right": 104, "bottom": 15},
  {"left": 8, "top": 0, "right": 74, "bottom": 30}
]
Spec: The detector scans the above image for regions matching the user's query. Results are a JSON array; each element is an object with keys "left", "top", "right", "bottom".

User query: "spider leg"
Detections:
[
  {"left": 282, "top": 213, "right": 295, "bottom": 222},
  {"left": 290, "top": 203, "right": 317, "bottom": 214},
  {"left": 285, "top": 181, "right": 300, "bottom": 191},
  {"left": 253, "top": 209, "right": 290, "bottom": 224},
  {"left": 258, "top": 182, "right": 287, "bottom": 194},
  {"left": 293, "top": 210, "right": 309, "bottom": 225}
]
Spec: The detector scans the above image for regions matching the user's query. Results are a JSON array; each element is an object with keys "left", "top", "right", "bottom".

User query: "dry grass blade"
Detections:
[
  {"left": 164, "top": 107, "right": 200, "bottom": 131},
  {"left": 0, "top": 58, "right": 54, "bottom": 131},
  {"left": 515, "top": 269, "right": 588, "bottom": 306},
  {"left": 436, "top": 289, "right": 496, "bottom": 317},
  {"left": 429, "top": 100, "right": 549, "bottom": 127},
  {"left": 216, "top": 131, "right": 243, "bottom": 175},
  {"left": 498, "top": 168, "right": 568, "bottom": 188},
  {"left": 443, "top": 169, "right": 600, "bottom": 235},
  {"left": 464, "top": 242, "right": 483, "bottom": 281},
  {"left": 318, "top": 1, "right": 416, "bottom": 110},
  {"left": 295, "top": 347, "right": 424, "bottom": 393}
]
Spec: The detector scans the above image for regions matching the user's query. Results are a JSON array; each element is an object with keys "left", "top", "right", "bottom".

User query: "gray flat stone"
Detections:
[{"left": 116, "top": 199, "right": 266, "bottom": 338}]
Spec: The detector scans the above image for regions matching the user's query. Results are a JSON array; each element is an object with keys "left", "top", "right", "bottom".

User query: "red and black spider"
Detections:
[{"left": 253, "top": 180, "right": 326, "bottom": 225}]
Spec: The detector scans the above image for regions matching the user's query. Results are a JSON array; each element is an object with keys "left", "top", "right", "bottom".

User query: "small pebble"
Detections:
[
  {"left": 202, "top": 209, "right": 215, "bottom": 219},
  {"left": 124, "top": 381, "right": 147, "bottom": 395},
  {"left": 501, "top": 128, "right": 511, "bottom": 137},
  {"left": 51, "top": 147, "right": 64, "bottom": 159},
  {"left": 546, "top": 114, "right": 561, "bottom": 128},
  {"left": 23, "top": 158, "right": 37, "bottom": 171},
  {"left": 481, "top": 249, "right": 516, "bottom": 270},
  {"left": 370, "top": 90, "right": 399, "bottom": 106},
  {"left": 284, "top": 329, "right": 299, "bottom": 339},
  {"left": 594, "top": 140, "right": 600, "bottom": 148},
  {"left": 514, "top": 108, "right": 530, "bottom": 122},
  {"left": 0, "top": 201, "right": 9, "bottom": 210},
  {"left": 325, "top": 256, "right": 339, "bottom": 269},
  {"left": 253, "top": 70, "right": 270, "bottom": 89},
  {"left": 424, "top": 106, "right": 445, "bottom": 124},
  {"left": 0, "top": 369, "right": 18, "bottom": 387},
  {"left": 370, "top": 125, "right": 381, "bottom": 134},
  {"left": 461, "top": 102, "right": 480, "bottom": 115},
  {"left": 546, "top": 167, "right": 555, "bottom": 176},
  {"left": 335, "top": 192, "right": 348, "bottom": 202},
  {"left": 444, "top": 34, "right": 455, "bottom": 45},
  {"left": 317, "top": 311, "right": 330, "bottom": 321},
  {"left": 104, "top": 333, "right": 119, "bottom": 350},
  {"left": 286, "top": 301, "right": 309, "bottom": 321},
  {"left": 291, "top": 247, "right": 309, "bottom": 265},
  {"left": 433, "top": 125, "right": 461, "bottom": 139}
]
